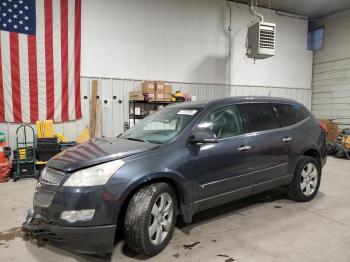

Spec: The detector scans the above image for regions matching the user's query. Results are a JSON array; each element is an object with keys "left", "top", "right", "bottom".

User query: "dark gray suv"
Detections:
[{"left": 24, "top": 96, "right": 327, "bottom": 256}]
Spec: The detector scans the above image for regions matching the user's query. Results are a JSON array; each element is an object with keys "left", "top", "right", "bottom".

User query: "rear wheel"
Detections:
[
  {"left": 288, "top": 156, "right": 321, "bottom": 202},
  {"left": 124, "top": 182, "right": 177, "bottom": 256}
]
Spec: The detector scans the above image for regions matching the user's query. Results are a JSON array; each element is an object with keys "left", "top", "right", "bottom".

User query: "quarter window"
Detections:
[
  {"left": 197, "top": 105, "right": 243, "bottom": 139},
  {"left": 239, "top": 103, "right": 280, "bottom": 132},
  {"left": 273, "top": 103, "right": 309, "bottom": 127}
]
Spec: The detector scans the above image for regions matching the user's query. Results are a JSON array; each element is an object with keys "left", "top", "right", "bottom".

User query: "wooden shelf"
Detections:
[
  {"left": 129, "top": 100, "right": 173, "bottom": 104},
  {"left": 129, "top": 115, "right": 148, "bottom": 119}
]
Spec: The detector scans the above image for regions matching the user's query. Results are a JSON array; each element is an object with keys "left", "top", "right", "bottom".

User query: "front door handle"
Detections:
[
  {"left": 238, "top": 145, "right": 251, "bottom": 151},
  {"left": 282, "top": 137, "right": 293, "bottom": 142}
]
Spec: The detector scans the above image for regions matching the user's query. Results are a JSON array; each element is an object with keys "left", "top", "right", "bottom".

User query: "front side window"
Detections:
[
  {"left": 273, "top": 103, "right": 309, "bottom": 127},
  {"left": 196, "top": 105, "right": 243, "bottom": 139},
  {"left": 120, "top": 108, "right": 200, "bottom": 144},
  {"left": 238, "top": 103, "right": 280, "bottom": 132}
]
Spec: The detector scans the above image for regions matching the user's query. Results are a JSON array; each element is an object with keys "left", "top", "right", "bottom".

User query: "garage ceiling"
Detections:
[{"left": 230, "top": 0, "right": 350, "bottom": 18}]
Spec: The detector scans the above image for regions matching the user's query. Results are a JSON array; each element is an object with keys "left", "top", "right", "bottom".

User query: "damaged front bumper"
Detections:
[{"left": 22, "top": 210, "right": 116, "bottom": 254}]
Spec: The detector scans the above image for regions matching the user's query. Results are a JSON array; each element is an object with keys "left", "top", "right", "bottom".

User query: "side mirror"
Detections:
[{"left": 190, "top": 130, "right": 218, "bottom": 144}]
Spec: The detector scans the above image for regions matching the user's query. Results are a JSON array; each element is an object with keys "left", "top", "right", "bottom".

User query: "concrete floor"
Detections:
[{"left": 1, "top": 156, "right": 350, "bottom": 262}]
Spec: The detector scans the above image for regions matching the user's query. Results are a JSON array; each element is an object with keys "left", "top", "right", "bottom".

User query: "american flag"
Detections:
[{"left": 0, "top": 0, "right": 82, "bottom": 123}]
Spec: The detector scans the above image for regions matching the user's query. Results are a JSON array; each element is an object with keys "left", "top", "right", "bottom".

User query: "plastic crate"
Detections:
[
  {"left": 12, "top": 161, "right": 36, "bottom": 176},
  {"left": 37, "top": 150, "right": 59, "bottom": 162}
]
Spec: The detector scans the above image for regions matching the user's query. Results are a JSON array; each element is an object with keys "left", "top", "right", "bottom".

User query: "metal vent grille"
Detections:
[
  {"left": 40, "top": 168, "right": 65, "bottom": 185},
  {"left": 34, "top": 190, "right": 55, "bottom": 208},
  {"left": 259, "top": 27, "right": 275, "bottom": 49}
]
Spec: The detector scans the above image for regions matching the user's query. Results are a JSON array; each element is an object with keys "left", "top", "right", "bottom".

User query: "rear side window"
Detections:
[
  {"left": 238, "top": 103, "right": 280, "bottom": 132},
  {"left": 273, "top": 103, "right": 309, "bottom": 127}
]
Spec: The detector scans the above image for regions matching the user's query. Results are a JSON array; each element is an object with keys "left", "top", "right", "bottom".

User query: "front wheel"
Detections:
[
  {"left": 124, "top": 182, "right": 177, "bottom": 256},
  {"left": 288, "top": 156, "right": 321, "bottom": 202}
]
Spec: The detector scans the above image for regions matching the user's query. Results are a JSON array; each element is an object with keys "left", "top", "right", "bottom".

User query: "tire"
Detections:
[
  {"left": 336, "top": 150, "right": 344, "bottom": 159},
  {"left": 288, "top": 156, "right": 321, "bottom": 202},
  {"left": 124, "top": 182, "right": 177, "bottom": 256}
]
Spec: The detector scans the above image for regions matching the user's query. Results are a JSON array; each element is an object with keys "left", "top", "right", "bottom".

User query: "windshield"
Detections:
[{"left": 120, "top": 108, "right": 201, "bottom": 144}]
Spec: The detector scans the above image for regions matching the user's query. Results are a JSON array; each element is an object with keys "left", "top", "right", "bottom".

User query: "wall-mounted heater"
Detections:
[
  {"left": 247, "top": 21, "right": 276, "bottom": 59},
  {"left": 246, "top": 0, "right": 276, "bottom": 59}
]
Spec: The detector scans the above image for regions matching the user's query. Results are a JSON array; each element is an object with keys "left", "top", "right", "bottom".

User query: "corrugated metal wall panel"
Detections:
[
  {"left": 311, "top": 10, "right": 350, "bottom": 129},
  {"left": 1, "top": 76, "right": 311, "bottom": 149}
]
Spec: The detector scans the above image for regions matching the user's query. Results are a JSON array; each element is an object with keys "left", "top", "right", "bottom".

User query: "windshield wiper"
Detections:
[{"left": 125, "top": 137, "right": 147, "bottom": 143}]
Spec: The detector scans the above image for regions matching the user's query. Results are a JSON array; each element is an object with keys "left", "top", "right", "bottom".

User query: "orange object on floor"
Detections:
[
  {"left": 0, "top": 152, "right": 6, "bottom": 164},
  {"left": 0, "top": 141, "right": 8, "bottom": 164},
  {"left": 0, "top": 160, "right": 11, "bottom": 183}
]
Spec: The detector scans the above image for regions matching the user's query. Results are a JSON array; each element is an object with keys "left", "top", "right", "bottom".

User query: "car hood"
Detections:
[{"left": 47, "top": 138, "right": 159, "bottom": 172}]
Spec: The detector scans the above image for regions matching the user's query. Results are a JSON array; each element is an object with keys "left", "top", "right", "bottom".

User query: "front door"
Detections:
[{"left": 189, "top": 105, "right": 254, "bottom": 210}]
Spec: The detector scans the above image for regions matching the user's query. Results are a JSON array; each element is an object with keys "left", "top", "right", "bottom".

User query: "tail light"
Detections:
[{"left": 319, "top": 122, "right": 328, "bottom": 133}]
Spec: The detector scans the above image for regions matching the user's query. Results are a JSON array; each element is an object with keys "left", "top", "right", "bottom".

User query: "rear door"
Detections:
[
  {"left": 272, "top": 103, "right": 310, "bottom": 172},
  {"left": 237, "top": 103, "right": 290, "bottom": 185}
]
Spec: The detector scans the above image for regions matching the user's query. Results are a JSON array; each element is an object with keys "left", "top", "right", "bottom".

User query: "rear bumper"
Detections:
[{"left": 22, "top": 211, "right": 116, "bottom": 254}]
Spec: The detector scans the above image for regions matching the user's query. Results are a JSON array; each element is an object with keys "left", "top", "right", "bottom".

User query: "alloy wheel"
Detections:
[
  {"left": 148, "top": 192, "right": 173, "bottom": 245},
  {"left": 300, "top": 163, "right": 318, "bottom": 196}
]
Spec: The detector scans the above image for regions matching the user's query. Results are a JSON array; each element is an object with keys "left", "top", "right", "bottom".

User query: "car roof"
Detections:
[{"left": 165, "top": 96, "right": 301, "bottom": 109}]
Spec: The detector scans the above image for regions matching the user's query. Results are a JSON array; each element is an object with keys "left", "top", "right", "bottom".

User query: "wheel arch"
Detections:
[
  {"left": 117, "top": 172, "right": 193, "bottom": 229},
  {"left": 290, "top": 147, "right": 322, "bottom": 179},
  {"left": 302, "top": 148, "right": 321, "bottom": 165}
]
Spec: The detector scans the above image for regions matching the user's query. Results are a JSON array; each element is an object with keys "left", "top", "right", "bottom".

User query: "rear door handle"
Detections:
[
  {"left": 238, "top": 145, "right": 251, "bottom": 151},
  {"left": 282, "top": 137, "right": 292, "bottom": 142}
]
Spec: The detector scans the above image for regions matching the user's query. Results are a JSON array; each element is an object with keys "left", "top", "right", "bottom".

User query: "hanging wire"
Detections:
[{"left": 267, "top": 0, "right": 271, "bottom": 22}]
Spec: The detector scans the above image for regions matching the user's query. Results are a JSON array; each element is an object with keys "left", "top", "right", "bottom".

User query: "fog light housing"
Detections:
[{"left": 60, "top": 209, "right": 95, "bottom": 223}]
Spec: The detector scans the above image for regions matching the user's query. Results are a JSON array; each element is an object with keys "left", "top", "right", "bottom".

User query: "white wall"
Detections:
[
  {"left": 1, "top": 0, "right": 314, "bottom": 149},
  {"left": 229, "top": 3, "right": 312, "bottom": 88},
  {"left": 81, "top": 0, "right": 313, "bottom": 89},
  {"left": 81, "top": 0, "right": 229, "bottom": 83},
  {"left": 311, "top": 9, "right": 350, "bottom": 128}
]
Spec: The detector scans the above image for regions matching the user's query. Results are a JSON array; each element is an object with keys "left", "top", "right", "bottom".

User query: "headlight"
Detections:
[
  {"left": 60, "top": 209, "right": 95, "bottom": 223},
  {"left": 40, "top": 166, "right": 47, "bottom": 179},
  {"left": 63, "top": 159, "right": 125, "bottom": 187}
]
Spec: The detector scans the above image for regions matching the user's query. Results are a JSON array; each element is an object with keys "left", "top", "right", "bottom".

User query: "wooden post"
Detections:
[
  {"left": 89, "top": 80, "right": 98, "bottom": 138},
  {"left": 95, "top": 99, "right": 102, "bottom": 138}
]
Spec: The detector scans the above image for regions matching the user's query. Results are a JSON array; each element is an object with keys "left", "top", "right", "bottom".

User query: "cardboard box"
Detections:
[
  {"left": 156, "top": 81, "right": 165, "bottom": 93},
  {"left": 142, "top": 81, "right": 156, "bottom": 94},
  {"left": 144, "top": 93, "right": 155, "bottom": 101},
  {"left": 163, "top": 93, "right": 172, "bottom": 101},
  {"left": 155, "top": 92, "right": 165, "bottom": 101},
  {"left": 129, "top": 91, "right": 144, "bottom": 101},
  {"left": 164, "top": 84, "right": 172, "bottom": 94},
  {"left": 319, "top": 119, "right": 338, "bottom": 142}
]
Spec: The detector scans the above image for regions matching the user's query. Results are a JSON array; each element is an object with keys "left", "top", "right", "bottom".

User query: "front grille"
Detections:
[
  {"left": 40, "top": 168, "right": 65, "bottom": 185},
  {"left": 34, "top": 190, "right": 55, "bottom": 208}
]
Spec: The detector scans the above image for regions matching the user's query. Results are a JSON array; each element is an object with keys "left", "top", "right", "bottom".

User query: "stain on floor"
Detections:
[
  {"left": 217, "top": 254, "right": 235, "bottom": 261},
  {"left": 183, "top": 241, "right": 200, "bottom": 250},
  {"left": 0, "top": 242, "right": 9, "bottom": 248},
  {"left": 0, "top": 227, "right": 23, "bottom": 242}
]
